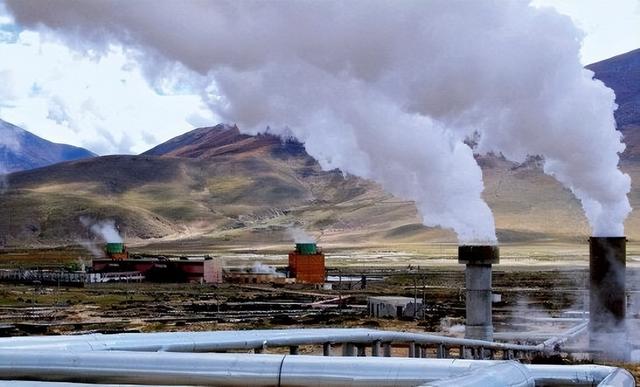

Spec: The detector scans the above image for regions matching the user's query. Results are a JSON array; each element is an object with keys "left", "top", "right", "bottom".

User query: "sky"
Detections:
[{"left": 0, "top": 0, "right": 639, "bottom": 156}]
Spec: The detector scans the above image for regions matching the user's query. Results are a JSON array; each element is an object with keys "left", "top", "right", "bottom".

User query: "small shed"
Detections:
[{"left": 368, "top": 296, "right": 423, "bottom": 318}]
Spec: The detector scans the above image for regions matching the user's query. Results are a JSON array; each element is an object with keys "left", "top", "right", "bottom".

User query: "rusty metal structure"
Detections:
[
  {"left": 459, "top": 245, "right": 499, "bottom": 341},
  {"left": 288, "top": 243, "right": 325, "bottom": 284},
  {"left": 589, "top": 236, "right": 628, "bottom": 360}
]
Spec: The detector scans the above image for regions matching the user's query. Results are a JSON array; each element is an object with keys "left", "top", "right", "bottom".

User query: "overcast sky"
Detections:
[{"left": 0, "top": 0, "right": 639, "bottom": 155}]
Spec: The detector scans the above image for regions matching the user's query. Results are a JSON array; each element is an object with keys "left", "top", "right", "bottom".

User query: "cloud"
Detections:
[
  {"left": 0, "top": 7, "right": 216, "bottom": 155},
  {"left": 0, "top": 69, "right": 15, "bottom": 102}
]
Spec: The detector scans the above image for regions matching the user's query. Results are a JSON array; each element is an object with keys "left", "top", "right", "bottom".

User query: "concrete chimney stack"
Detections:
[
  {"left": 459, "top": 245, "right": 499, "bottom": 342},
  {"left": 589, "top": 237, "right": 627, "bottom": 361}
]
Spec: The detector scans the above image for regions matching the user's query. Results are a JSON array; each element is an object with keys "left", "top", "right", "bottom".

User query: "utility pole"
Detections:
[
  {"left": 338, "top": 270, "right": 342, "bottom": 315},
  {"left": 413, "top": 275, "right": 417, "bottom": 318},
  {"left": 422, "top": 273, "right": 426, "bottom": 320}
]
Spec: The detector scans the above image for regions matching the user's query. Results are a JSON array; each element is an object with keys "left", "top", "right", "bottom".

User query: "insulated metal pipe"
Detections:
[
  {"left": 0, "top": 328, "right": 543, "bottom": 354},
  {"left": 589, "top": 237, "right": 627, "bottom": 361},
  {"left": 421, "top": 362, "right": 534, "bottom": 387},
  {"left": 0, "top": 351, "right": 633, "bottom": 387},
  {"left": 598, "top": 368, "right": 636, "bottom": 387},
  {"left": 541, "top": 321, "right": 589, "bottom": 349},
  {"left": 528, "top": 364, "right": 636, "bottom": 387},
  {"left": 459, "top": 245, "right": 499, "bottom": 341},
  {"left": 3, "top": 383, "right": 142, "bottom": 386},
  {"left": 0, "top": 351, "right": 493, "bottom": 386}
]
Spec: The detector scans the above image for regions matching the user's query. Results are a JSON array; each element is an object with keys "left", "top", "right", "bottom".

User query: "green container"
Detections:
[
  {"left": 105, "top": 243, "right": 124, "bottom": 254},
  {"left": 296, "top": 243, "right": 317, "bottom": 255}
]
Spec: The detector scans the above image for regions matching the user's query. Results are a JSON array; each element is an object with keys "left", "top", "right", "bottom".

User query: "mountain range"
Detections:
[
  {"left": 1, "top": 125, "right": 422, "bottom": 249},
  {"left": 0, "top": 119, "right": 95, "bottom": 173},
  {"left": 0, "top": 49, "right": 639, "bottom": 250},
  {"left": 587, "top": 48, "right": 640, "bottom": 130}
]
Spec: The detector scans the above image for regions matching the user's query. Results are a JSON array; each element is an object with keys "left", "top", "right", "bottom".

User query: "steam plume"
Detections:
[
  {"left": 7, "top": 0, "right": 631, "bottom": 238},
  {"left": 287, "top": 227, "right": 316, "bottom": 244},
  {"left": 76, "top": 239, "right": 105, "bottom": 259},
  {"left": 80, "top": 217, "right": 123, "bottom": 243},
  {"left": 251, "top": 262, "right": 284, "bottom": 277}
]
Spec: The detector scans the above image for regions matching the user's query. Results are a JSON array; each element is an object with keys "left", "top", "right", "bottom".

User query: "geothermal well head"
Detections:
[
  {"left": 459, "top": 245, "right": 499, "bottom": 342},
  {"left": 589, "top": 236, "right": 627, "bottom": 360}
]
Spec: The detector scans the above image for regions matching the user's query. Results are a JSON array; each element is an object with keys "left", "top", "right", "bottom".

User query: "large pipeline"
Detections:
[
  {"left": 421, "top": 362, "right": 534, "bottom": 387},
  {"left": 0, "top": 328, "right": 632, "bottom": 386},
  {"left": 0, "top": 328, "right": 545, "bottom": 353},
  {"left": 0, "top": 351, "right": 503, "bottom": 386},
  {"left": 3, "top": 383, "right": 140, "bottom": 386},
  {"left": 0, "top": 351, "right": 633, "bottom": 386}
]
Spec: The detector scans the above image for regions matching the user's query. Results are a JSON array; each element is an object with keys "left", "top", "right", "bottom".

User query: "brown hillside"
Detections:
[
  {"left": 4, "top": 122, "right": 639, "bottom": 252},
  {"left": 0, "top": 129, "right": 424, "bottom": 249}
]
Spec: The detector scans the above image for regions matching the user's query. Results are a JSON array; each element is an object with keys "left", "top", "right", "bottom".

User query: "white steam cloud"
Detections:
[
  {"left": 251, "top": 262, "right": 284, "bottom": 277},
  {"left": 80, "top": 217, "right": 123, "bottom": 243},
  {"left": 6, "top": 0, "right": 631, "bottom": 238},
  {"left": 76, "top": 239, "right": 105, "bottom": 259},
  {"left": 287, "top": 227, "right": 316, "bottom": 244}
]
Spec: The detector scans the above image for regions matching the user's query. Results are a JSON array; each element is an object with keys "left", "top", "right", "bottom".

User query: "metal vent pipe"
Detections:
[
  {"left": 589, "top": 237, "right": 627, "bottom": 361},
  {"left": 459, "top": 245, "right": 499, "bottom": 341}
]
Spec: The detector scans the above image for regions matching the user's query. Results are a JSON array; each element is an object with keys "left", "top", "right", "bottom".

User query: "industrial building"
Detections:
[
  {"left": 93, "top": 243, "right": 222, "bottom": 284},
  {"left": 367, "top": 296, "right": 423, "bottom": 318},
  {"left": 92, "top": 257, "right": 222, "bottom": 284},
  {"left": 288, "top": 242, "right": 325, "bottom": 284}
]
